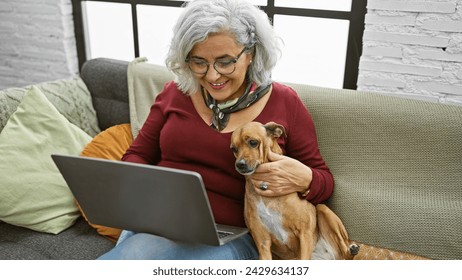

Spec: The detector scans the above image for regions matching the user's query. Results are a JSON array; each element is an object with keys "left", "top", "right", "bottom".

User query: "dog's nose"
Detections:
[{"left": 235, "top": 159, "right": 247, "bottom": 170}]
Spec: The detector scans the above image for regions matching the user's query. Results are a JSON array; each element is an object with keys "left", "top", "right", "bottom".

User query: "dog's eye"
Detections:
[
  {"left": 230, "top": 146, "right": 238, "bottom": 154},
  {"left": 248, "top": 139, "right": 259, "bottom": 148}
]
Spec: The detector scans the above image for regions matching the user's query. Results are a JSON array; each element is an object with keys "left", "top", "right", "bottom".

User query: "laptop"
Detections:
[{"left": 51, "top": 154, "right": 248, "bottom": 246}]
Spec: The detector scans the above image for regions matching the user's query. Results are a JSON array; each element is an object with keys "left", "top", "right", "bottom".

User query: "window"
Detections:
[
  {"left": 272, "top": 15, "right": 349, "bottom": 88},
  {"left": 72, "top": 0, "right": 366, "bottom": 89},
  {"left": 82, "top": 1, "right": 134, "bottom": 61}
]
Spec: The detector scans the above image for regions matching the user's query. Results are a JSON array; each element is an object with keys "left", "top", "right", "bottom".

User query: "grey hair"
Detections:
[{"left": 165, "top": 0, "right": 283, "bottom": 95}]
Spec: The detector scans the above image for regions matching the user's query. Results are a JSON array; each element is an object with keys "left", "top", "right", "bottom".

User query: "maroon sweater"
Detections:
[{"left": 122, "top": 81, "right": 334, "bottom": 227}]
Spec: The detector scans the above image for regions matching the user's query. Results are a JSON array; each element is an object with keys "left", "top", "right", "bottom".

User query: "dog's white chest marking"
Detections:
[
  {"left": 256, "top": 199, "right": 289, "bottom": 245},
  {"left": 311, "top": 236, "right": 337, "bottom": 260}
]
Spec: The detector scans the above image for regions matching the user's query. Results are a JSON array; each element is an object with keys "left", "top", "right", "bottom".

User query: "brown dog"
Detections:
[{"left": 230, "top": 121, "right": 360, "bottom": 260}]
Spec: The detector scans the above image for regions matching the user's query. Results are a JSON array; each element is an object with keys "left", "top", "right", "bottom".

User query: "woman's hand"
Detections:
[{"left": 249, "top": 150, "right": 312, "bottom": 197}]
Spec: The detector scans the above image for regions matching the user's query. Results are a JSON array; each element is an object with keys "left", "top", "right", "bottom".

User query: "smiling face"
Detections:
[{"left": 189, "top": 32, "right": 252, "bottom": 103}]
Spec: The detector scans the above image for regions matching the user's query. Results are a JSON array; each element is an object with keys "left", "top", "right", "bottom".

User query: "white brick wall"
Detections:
[
  {"left": 0, "top": 0, "right": 78, "bottom": 90},
  {"left": 358, "top": 0, "right": 462, "bottom": 105}
]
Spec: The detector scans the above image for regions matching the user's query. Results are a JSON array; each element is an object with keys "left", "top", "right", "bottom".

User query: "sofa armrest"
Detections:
[{"left": 80, "top": 58, "right": 130, "bottom": 131}]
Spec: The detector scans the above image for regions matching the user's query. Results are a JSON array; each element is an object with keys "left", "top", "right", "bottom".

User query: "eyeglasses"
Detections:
[{"left": 186, "top": 47, "right": 247, "bottom": 75}]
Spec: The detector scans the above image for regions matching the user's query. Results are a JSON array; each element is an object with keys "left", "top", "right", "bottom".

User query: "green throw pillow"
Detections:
[{"left": 0, "top": 86, "right": 92, "bottom": 234}]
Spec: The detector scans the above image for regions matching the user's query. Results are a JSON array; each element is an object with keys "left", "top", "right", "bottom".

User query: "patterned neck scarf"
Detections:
[{"left": 202, "top": 81, "right": 272, "bottom": 132}]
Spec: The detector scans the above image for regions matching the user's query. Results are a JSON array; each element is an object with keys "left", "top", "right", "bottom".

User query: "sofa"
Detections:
[{"left": 0, "top": 58, "right": 461, "bottom": 260}]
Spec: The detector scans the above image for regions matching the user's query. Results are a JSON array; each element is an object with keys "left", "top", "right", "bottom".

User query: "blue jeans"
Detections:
[{"left": 98, "top": 230, "right": 259, "bottom": 260}]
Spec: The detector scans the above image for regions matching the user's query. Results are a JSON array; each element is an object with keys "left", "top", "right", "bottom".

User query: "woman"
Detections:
[{"left": 98, "top": 0, "right": 333, "bottom": 260}]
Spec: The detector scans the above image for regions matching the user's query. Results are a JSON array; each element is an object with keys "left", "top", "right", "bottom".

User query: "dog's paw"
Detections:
[{"left": 349, "top": 244, "right": 360, "bottom": 255}]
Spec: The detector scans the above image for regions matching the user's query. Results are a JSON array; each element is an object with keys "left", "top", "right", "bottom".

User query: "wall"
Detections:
[
  {"left": 0, "top": 0, "right": 78, "bottom": 90},
  {"left": 358, "top": 0, "right": 462, "bottom": 105}
]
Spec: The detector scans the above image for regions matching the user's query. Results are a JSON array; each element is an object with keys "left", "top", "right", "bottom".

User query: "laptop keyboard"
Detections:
[{"left": 217, "top": 230, "right": 234, "bottom": 239}]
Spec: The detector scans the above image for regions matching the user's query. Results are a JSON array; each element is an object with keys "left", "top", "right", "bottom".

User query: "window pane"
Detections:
[
  {"left": 272, "top": 15, "right": 349, "bottom": 88},
  {"left": 250, "top": 0, "right": 267, "bottom": 6},
  {"left": 137, "top": 5, "right": 183, "bottom": 66},
  {"left": 167, "top": 0, "right": 266, "bottom": 5},
  {"left": 274, "top": 0, "right": 351, "bottom": 11},
  {"left": 82, "top": 1, "right": 134, "bottom": 60}
]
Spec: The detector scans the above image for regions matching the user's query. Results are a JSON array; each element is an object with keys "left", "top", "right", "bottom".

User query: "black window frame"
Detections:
[{"left": 71, "top": 0, "right": 366, "bottom": 89}]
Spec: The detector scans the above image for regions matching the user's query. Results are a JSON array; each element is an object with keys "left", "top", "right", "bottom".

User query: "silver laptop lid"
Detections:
[{"left": 51, "top": 154, "right": 245, "bottom": 246}]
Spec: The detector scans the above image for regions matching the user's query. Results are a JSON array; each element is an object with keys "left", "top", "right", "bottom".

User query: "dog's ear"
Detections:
[{"left": 263, "top": 122, "right": 287, "bottom": 139}]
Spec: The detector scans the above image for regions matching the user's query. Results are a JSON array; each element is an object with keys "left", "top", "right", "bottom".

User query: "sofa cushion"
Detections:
[
  {"left": 0, "top": 77, "right": 100, "bottom": 136},
  {"left": 0, "top": 86, "right": 92, "bottom": 234},
  {"left": 79, "top": 123, "right": 134, "bottom": 242},
  {"left": 289, "top": 83, "right": 462, "bottom": 260},
  {"left": 0, "top": 217, "right": 114, "bottom": 259},
  {"left": 80, "top": 58, "right": 131, "bottom": 131}
]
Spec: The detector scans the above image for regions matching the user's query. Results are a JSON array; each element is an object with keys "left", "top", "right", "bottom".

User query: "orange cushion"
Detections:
[{"left": 79, "top": 124, "right": 133, "bottom": 242}]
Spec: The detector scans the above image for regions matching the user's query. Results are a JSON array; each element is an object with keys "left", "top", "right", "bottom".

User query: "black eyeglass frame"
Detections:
[{"left": 185, "top": 47, "right": 248, "bottom": 75}]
